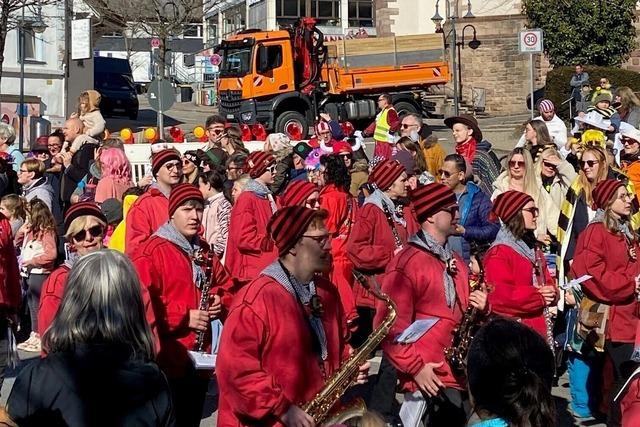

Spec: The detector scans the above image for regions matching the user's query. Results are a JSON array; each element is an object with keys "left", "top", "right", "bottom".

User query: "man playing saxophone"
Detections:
[
  {"left": 374, "top": 183, "right": 489, "bottom": 427},
  {"left": 217, "top": 206, "right": 369, "bottom": 427}
]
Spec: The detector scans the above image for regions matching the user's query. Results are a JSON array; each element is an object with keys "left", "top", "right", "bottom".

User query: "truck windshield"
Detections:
[{"left": 220, "top": 47, "right": 252, "bottom": 77}]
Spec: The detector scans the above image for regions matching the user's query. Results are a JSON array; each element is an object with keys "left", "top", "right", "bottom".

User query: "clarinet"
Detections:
[
  {"left": 194, "top": 251, "right": 215, "bottom": 352},
  {"left": 381, "top": 202, "right": 403, "bottom": 249},
  {"left": 534, "top": 249, "right": 555, "bottom": 354}
]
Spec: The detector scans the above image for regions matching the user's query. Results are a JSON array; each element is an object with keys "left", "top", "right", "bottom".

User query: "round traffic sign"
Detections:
[
  {"left": 210, "top": 54, "right": 222, "bottom": 66},
  {"left": 151, "top": 38, "right": 161, "bottom": 48},
  {"left": 523, "top": 32, "right": 538, "bottom": 47},
  {"left": 146, "top": 78, "right": 176, "bottom": 112}
]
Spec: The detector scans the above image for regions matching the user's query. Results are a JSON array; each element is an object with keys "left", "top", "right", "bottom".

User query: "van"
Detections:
[{"left": 94, "top": 57, "right": 139, "bottom": 120}]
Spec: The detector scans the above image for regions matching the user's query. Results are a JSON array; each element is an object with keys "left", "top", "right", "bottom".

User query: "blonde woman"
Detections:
[{"left": 617, "top": 86, "right": 640, "bottom": 128}]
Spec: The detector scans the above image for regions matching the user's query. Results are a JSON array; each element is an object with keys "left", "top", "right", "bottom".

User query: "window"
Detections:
[
  {"left": 17, "top": 28, "right": 44, "bottom": 63},
  {"left": 348, "top": 0, "right": 374, "bottom": 27},
  {"left": 277, "top": 0, "right": 340, "bottom": 26},
  {"left": 183, "top": 24, "right": 203, "bottom": 38},
  {"left": 257, "top": 45, "right": 283, "bottom": 72}
]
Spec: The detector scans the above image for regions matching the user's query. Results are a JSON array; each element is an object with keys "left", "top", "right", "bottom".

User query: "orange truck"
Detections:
[{"left": 216, "top": 18, "right": 450, "bottom": 138}]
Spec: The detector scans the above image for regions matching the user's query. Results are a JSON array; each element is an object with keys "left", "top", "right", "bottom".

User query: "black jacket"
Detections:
[
  {"left": 61, "top": 142, "right": 97, "bottom": 203},
  {"left": 7, "top": 343, "right": 175, "bottom": 426}
]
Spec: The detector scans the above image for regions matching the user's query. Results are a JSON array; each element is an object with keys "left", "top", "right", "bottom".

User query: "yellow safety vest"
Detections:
[{"left": 374, "top": 107, "right": 394, "bottom": 143}]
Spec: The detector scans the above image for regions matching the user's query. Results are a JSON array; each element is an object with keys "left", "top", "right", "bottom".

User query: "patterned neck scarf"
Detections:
[
  {"left": 455, "top": 137, "right": 477, "bottom": 163},
  {"left": 408, "top": 230, "right": 456, "bottom": 308},
  {"left": 154, "top": 222, "right": 205, "bottom": 287},
  {"left": 244, "top": 179, "right": 278, "bottom": 213}
]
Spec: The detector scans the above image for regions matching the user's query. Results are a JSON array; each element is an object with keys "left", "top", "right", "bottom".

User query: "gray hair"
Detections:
[
  {"left": 43, "top": 249, "right": 155, "bottom": 361},
  {"left": 0, "top": 123, "right": 16, "bottom": 145},
  {"left": 401, "top": 113, "right": 422, "bottom": 124}
]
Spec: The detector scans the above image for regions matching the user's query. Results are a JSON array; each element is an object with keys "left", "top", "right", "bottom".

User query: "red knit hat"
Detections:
[
  {"left": 593, "top": 179, "right": 625, "bottom": 210},
  {"left": 369, "top": 159, "right": 405, "bottom": 191},
  {"left": 151, "top": 148, "right": 181, "bottom": 176},
  {"left": 315, "top": 121, "right": 331, "bottom": 135},
  {"left": 281, "top": 180, "right": 318, "bottom": 207},
  {"left": 64, "top": 201, "right": 107, "bottom": 231},
  {"left": 332, "top": 141, "right": 353, "bottom": 154},
  {"left": 169, "top": 183, "right": 204, "bottom": 217},
  {"left": 411, "top": 183, "right": 457, "bottom": 223},
  {"left": 245, "top": 151, "right": 276, "bottom": 179},
  {"left": 490, "top": 190, "right": 534, "bottom": 223},
  {"left": 268, "top": 206, "right": 328, "bottom": 256}
]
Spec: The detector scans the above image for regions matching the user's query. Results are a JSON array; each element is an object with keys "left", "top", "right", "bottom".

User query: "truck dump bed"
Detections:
[{"left": 323, "top": 34, "right": 449, "bottom": 94}]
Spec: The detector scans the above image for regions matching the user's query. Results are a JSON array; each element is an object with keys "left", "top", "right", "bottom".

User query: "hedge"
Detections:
[{"left": 544, "top": 66, "right": 640, "bottom": 118}]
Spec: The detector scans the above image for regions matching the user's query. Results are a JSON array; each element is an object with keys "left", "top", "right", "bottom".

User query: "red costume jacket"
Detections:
[
  {"left": 131, "top": 236, "right": 234, "bottom": 378},
  {"left": 216, "top": 274, "right": 348, "bottom": 427},
  {"left": 319, "top": 184, "right": 358, "bottom": 323},
  {"left": 484, "top": 244, "right": 554, "bottom": 338},
  {"left": 124, "top": 188, "right": 169, "bottom": 256},
  {"left": 571, "top": 222, "right": 640, "bottom": 343},
  {"left": 225, "top": 190, "right": 278, "bottom": 280},
  {"left": 347, "top": 202, "right": 418, "bottom": 308},
  {"left": 38, "top": 265, "right": 70, "bottom": 337},
  {"left": 374, "top": 242, "right": 470, "bottom": 392},
  {"left": 0, "top": 217, "right": 20, "bottom": 313}
]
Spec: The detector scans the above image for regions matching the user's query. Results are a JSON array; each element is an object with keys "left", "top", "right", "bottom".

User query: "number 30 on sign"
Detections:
[{"left": 519, "top": 29, "right": 543, "bottom": 54}]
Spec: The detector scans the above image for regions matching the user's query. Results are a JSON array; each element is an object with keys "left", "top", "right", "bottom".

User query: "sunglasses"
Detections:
[
  {"left": 437, "top": 169, "right": 453, "bottom": 178},
  {"left": 340, "top": 153, "right": 353, "bottom": 160},
  {"left": 542, "top": 160, "right": 557, "bottom": 169},
  {"left": 266, "top": 165, "right": 277, "bottom": 174},
  {"left": 302, "top": 234, "right": 330, "bottom": 247},
  {"left": 306, "top": 198, "right": 320, "bottom": 207},
  {"left": 580, "top": 160, "right": 599, "bottom": 168},
  {"left": 72, "top": 225, "right": 104, "bottom": 242},
  {"left": 622, "top": 138, "right": 639, "bottom": 145},
  {"left": 207, "top": 128, "right": 224, "bottom": 135},
  {"left": 165, "top": 161, "right": 180, "bottom": 171},
  {"left": 401, "top": 123, "right": 418, "bottom": 129},
  {"left": 509, "top": 160, "right": 525, "bottom": 168},
  {"left": 522, "top": 207, "right": 539, "bottom": 217}
]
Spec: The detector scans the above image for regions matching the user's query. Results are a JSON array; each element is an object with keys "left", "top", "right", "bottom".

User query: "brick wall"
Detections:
[
  {"left": 622, "top": 16, "right": 640, "bottom": 72},
  {"left": 374, "top": 0, "right": 399, "bottom": 37}
]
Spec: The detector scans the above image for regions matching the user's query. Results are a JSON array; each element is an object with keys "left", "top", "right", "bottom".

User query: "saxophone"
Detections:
[
  {"left": 444, "top": 274, "right": 484, "bottom": 375},
  {"left": 194, "top": 251, "right": 215, "bottom": 352},
  {"left": 302, "top": 271, "right": 397, "bottom": 426}
]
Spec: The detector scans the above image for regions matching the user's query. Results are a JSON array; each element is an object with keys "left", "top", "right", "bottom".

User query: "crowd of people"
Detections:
[{"left": 0, "top": 84, "right": 638, "bottom": 427}]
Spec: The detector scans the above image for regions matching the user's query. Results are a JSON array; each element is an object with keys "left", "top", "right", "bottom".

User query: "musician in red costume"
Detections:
[
  {"left": 217, "top": 206, "right": 369, "bottom": 427},
  {"left": 132, "top": 183, "right": 233, "bottom": 427}
]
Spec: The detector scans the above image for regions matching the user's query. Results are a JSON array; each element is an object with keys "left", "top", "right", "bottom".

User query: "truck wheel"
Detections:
[
  {"left": 394, "top": 101, "right": 419, "bottom": 117},
  {"left": 275, "top": 111, "right": 309, "bottom": 140}
]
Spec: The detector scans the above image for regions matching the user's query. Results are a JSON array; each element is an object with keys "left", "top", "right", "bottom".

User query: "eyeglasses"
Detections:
[
  {"left": 340, "top": 153, "right": 353, "bottom": 160},
  {"left": 542, "top": 161, "right": 557, "bottom": 169},
  {"left": 165, "top": 161, "right": 180, "bottom": 171},
  {"left": 401, "top": 123, "right": 419, "bottom": 129},
  {"left": 72, "top": 225, "right": 104, "bottom": 242},
  {"left": 377, "top": 98, "right": 385, "bottom": 102},
  {"left": 446, "top": 205, "right": 459, "bottom": 215},
  {"left": 266, "top": 165, "right": 277, "bottom": 174},
  {"left": 302, "top": 234, "right": 331, "bottom": 247},
  {"left": 622, "top": 138, "right": 639, "bottom": 145},
  {"left": 509, "top": 160, "right": 525, "bottom": 168},
  {"left": 580, "top": 160, "right": 600, "bottom": 169},
  {"left": 437, "top": 169, "right": 453, "bottom": 178},
  {"left": 619, "top": 192, "right": 632, "bottom": 201},
  {"left": 207, "top": 127, "right": 224, "bottom": 135},
  {"left": 522, "top": 207, "right": 539, "bottom": 217}
]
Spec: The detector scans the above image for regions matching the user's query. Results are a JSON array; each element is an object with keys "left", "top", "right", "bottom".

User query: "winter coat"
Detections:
[
  {"left": 7, "top": 343, "right": 174, "bottom": 427},
  {"left": 131, "top": 236, "right": 234, "bottom": 378},
  {"left": 14, "top": 228, "right": 57, "bottom": 274},
  {"left": 78, "top": 89, "right": 106, "bottom": 138},
  {"left": 349, "top": 160, "right": 369, "bottom": 198},
  {"left": 375, "top": 241, "right": 470, "bottom": 392},
  {"left": 515, "top": 114, "right": 569, "bottom": 150},
  {"left": 571, "top": 222, "right": 640, "bottom": 343},
  {"left": 216, "top": 274, "right": 348, "bottom": 427},
  {"left": 37, "top": 265, "right": 70, "bottom": 337},
  {"left": 484, "top": 243, "right": 554, "bottom": 338},
  {"left": 0, "top": 217, "right": 20, "bottom": 312},
  {"left": 124, "top": 187, "right": 169, "bottom": 256},
  {"left": 347, "top": 202, "right": 418, "bottom": 308},
  {"left": 270, "top": 147, "right": 293, "bottom": 196},
  {"left": 225, "top": 190, "right": 278, "bottom": 281},
  {"left": 95, "top": 176, "right": 133, "bottom": 203},
  {"left": 22, "top": 177, "right": 55, "bottom": 212},
  {"left": 472, "top": 140, "right": 502, "bottom": 197},
  {"left": 421, "top": 142, "right": 446, "bottom": 178},
  {"left": 537, "top": 160, "right": 577, "bottom": 238},
  {"left": 203, "top": 193, "right": 232, "bottom": 257},
  {"left": 108, "top": 194, "right": 138, "bottom": 254},
  {"left": 61, "top": 140, "right": 98, "bottom": 203}
]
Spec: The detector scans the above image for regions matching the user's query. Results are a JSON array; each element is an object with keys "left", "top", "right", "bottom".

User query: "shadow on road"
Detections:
[{"left": 105, "top": 109, "right": 184, "bottom": 133}]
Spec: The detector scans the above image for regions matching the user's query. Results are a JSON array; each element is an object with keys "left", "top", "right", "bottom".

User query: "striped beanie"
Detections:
[
  {"left": 411, "top": 183, "right": 457, "bottom": 223},
  {"left": 151, "top": 148, "right": 181, "bottom": 176},
  {"left": 168, "top": 183, "right": 204, "bottom": 216},
  {"left": 268, "top": 206, "right": 328, "bottom": 256},
  {"left": 369, "top": 159, "right": 405, "bottom": 191},
  {"left": 245, "top": 151, "right": 276, "bottom": 179},
  {"left": 281, "top": 180, "right": 318, "bottom": 208},
  {"left": 315, "top": 120, "right": 331, "bottom": 135},
  {"left": 64, "top": 201, "right": 107, "bottom": 231},
  {"left": 593, "top": 179, "right": 625, "bottom": 210},
  {"left": 538, "top": 99, "right": 555, "bottom": 113},
  {"left": 490, "top": 190, "right": 533, "bottom": 223}
]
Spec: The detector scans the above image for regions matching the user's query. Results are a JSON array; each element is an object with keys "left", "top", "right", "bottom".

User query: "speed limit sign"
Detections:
[{"left": 519, "top": 29, "right": 543, "bottom": 53}]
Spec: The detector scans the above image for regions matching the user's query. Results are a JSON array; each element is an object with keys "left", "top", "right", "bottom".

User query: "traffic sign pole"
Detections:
[
  {"left": 519, "top": 29, "right": 544, "bottom": 119},
  {"left": 530, "top": 54, "right": 534, "bottom": 119},
  {"left": 158, "top": 78, "right": 164, "bottom": 140}
]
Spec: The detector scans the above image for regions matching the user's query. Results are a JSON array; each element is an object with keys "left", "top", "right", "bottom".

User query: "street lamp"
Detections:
[
  {"left": 18, "top": 6, "right": 47, "bottom": 152},
  {"left": 432, "top": 0, "right": 475, "bottom": 116},
  {"left": 457, "top": 24, "right": 481, "bottom": 105}
]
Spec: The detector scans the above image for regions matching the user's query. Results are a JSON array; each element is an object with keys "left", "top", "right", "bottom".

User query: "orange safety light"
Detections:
[
  {"left": 193, "top": 125, "right": 207, "bottom": 142},
  {"left": 120, "top": 128, "right": 134, "bottom": 144},
  {"left": 285, "top": 122, "right": 303, "bottom": 141},
  {"left": 251, "top": 123, "right": 268, "bottom": 141},
  {"left": 340, "top": 121, "right": 355, "bottom": 137},
  {"left": 240, "top": 124, "right": 252, "bottom": 142},
  {"left": 143, "top": 127, "right": 158, "bottom": 143},
  {"left": 169, "top": 126, "right": 185, "bottom": 143}
]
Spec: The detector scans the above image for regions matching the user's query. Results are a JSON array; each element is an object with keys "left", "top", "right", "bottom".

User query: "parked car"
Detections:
[{"left": 94, "top": 57, "right": 139, "bottom": 120}]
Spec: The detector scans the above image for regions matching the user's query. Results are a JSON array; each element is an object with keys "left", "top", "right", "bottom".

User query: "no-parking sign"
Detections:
[{"left": 519, "top": 29, "right": 543, "bottom": 54}]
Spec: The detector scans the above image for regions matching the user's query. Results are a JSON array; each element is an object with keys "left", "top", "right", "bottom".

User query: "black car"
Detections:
[{"left": 94, "top": 57, "right": 139, "bottom": 120}]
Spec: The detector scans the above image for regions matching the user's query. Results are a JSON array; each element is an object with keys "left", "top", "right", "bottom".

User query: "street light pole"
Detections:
[
  {"left": 447, "top": 1, "right": 459, "bottom": 116},
  {"left": 19, "top": 6, "right": 25, "bottom": 152}
]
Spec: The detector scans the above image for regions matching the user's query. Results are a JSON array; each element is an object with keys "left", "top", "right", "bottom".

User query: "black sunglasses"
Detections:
[
  {"left": 340, "top": 153, "right": 353, "bottom": 160},
  {"left": 522, "top": 207, "right": 539, "bottom": 217},
  {"left": 437, "top": 169, "right": 452, "bottom": 178},
  {"left": 72, "top": 225, "right": 104, "bottom": 242},
  {"left": 580, "top": 160, "right": 599, "bottom": 168},
  {"left": 542, "top": 160, "right": 557, "bottom": 169}
]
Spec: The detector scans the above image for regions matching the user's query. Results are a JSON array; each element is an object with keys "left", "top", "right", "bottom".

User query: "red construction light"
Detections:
[
  {"left": 251, "top": 123, "right": 268, "bottom": 141},
  {"left": 340, "top": 121, "right": 355, "bottom": 137},
  {"left": 285, "top": 122, "right": 303, "bottom": 141},
  {"left": 169, "top": 126, "right": 185, "bottom": 143},
  {"left": 240, "top": 124, "right": 252, "bottom": 141}
]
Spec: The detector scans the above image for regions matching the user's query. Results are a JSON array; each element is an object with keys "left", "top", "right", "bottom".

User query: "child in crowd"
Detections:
[
  {"left": 67, "top": 90, "right": 106, "bottom": 154},
  {"left": 0, "top": 194, "right": 26, "bottom": 238}
]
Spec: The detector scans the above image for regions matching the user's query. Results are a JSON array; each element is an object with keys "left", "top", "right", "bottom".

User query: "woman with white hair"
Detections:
[
  {"left": 0, "top": 122, "right": 24, "bottom": 173},
  {"left": 6, "top": 249, "right": 174, "bottom": 426}
]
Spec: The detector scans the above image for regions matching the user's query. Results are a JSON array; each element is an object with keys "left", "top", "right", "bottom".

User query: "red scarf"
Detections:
[{"left": 455, "top": 137, "right": 477, "bottom": 162}]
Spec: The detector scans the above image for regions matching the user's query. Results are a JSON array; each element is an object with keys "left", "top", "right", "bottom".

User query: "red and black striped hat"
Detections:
[
  {"left": 593, "top": 179, "right": 625, "bottom": 210},
  {"left": 245, "top": 151, "right": 276, "bottom": 179},
  {"left": 368, "top": 159, "right": 405, "bottom": 191},
  {"left": 267, "top": 206, "right": 328, "bottom": 256},
  {"left": 490, "top": 190, "right": 534, "bottom": 223},
  {"left": 64, "top": 201, "right": 107, "bottom": 231},
  {"left": 169, "top": 183, "right": 204, "bottom": 216},
  {"left": 281, "top": 180, "right": 318, "bottom": 208},
  {"left": 411, "top": 183, "right": 457, "bottom": 223},
  {"left": 151, "top": 148, "right": 181, "bottom": 176}
]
